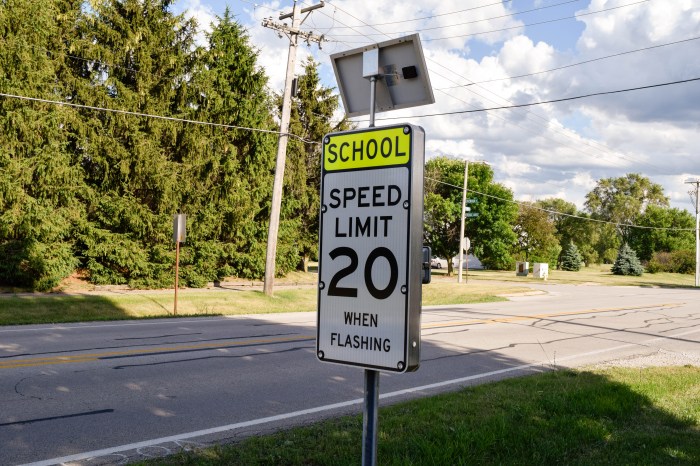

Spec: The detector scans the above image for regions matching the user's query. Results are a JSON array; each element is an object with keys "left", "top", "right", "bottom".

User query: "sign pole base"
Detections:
[{"left": 362, "top": 369, "right": 379, "bottom": 466}]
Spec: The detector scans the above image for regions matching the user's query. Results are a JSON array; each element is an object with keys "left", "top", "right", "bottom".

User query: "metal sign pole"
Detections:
[
  {"left": 361, "top": 73, "right": 379, "bottom": 466},
  {"left": 174, "top": 240, "right": 180, "bottom": 316},
  {"left": 362, "top": 368, "right": 379, "bottom": 466}
]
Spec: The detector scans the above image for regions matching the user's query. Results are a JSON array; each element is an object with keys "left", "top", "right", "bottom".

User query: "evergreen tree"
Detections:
[
  {"left": 283, "top": 58, "right": 352, "bottom": 272},
  {"left": 560, "top": 242, "right": 583, "bottom": 271},
  {"left": 75, "top": 0, "right": 199, "bottom": 287},
  {"left": 179, "top": 8, "right": 278, "bottom": 283},
  {"left": 0, "top": 0, "right": 85, "bottom": 289},
  {"left": 611, "top": 243, "right": 644, "bottom": 276}
]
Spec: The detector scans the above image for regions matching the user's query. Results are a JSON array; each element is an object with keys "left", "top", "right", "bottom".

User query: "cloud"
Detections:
[
  {"left": 176, "top": 0, "right": 218, "bottom": 45},
  {"left": 179, "top": 0, "right": 700, "bottom": 213}
]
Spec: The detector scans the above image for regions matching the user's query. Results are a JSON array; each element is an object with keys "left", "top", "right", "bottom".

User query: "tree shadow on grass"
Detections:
[{"left": 0, "top": 294, "right": 219, "bottom": 326}]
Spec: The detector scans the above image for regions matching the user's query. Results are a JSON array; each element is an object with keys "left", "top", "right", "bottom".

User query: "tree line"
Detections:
[
  {"left": 425, "top": 158, "right": 696, "bottom": 275},
  {"left": 1, "top": 1, "right": 694, "bottom": 291},
  {"left": 0, "top": 0, "right": 351, "bottom": 290}
]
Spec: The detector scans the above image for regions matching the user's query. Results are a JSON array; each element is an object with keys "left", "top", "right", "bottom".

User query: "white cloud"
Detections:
[
  {"left": 177, "top": 0, "right": 217, "bottom": 45},
  {"left": 177, "top": 0, "right": 700, "bottom": 213}
]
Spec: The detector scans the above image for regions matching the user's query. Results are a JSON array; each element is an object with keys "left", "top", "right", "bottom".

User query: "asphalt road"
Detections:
[{"left": 1, "top": 283, "right": 699, "bottom": 465}]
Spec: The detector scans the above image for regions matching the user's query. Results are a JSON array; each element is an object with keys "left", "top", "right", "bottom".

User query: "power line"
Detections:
[
  {"left": 328, "top": 0, "right": 581, "bottom": 35},
  {"left": 314, "top": 1, "right": 673, "bottom": 173},
  {"left": 426, "top": 177, "right": 695, "bottom": 232},
  {"left": 377, "top": 77, "right": 700, "bottom": 120},
  {"left": 423, "top": 62, "right": 659, "bottom": 172},
  {"left": 325, "top": 0, "right": 650, "bottom": 43},
  {"left": 437, "top": 35, "right": 700, "bottom": 88},
  {"left": 0, "top": 92, "right": 320, "bottom": 144},
  {"left": 327, "top": 0, "right": 513, "bottom": 28}
]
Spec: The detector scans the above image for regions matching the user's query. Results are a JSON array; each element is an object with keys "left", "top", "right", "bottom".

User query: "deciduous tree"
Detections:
[
  {"left": 423, "top": 157, "right": 517, "bottom": 273},
  {"left": 585, "top": 173, "right": 668, "bottom": 244},
  {"left": 512, "top": 203, "right": 561, "bottom": 267}
]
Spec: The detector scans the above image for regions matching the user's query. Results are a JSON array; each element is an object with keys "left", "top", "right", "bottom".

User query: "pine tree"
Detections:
[
  {"left": 560, "top": 242, "right": 583, "bottom": 271},
  {"left": 0, "top": 0, "right": 85, "bottom": 289},
  {"left": 178, "top": 8, "right": 278, "bottom": 283},
  {"left": 611, "top": 243, "right": 644, "bottom": 276},
  {"left": 76, "top": 0, "right": 199, "bottom": 287}
]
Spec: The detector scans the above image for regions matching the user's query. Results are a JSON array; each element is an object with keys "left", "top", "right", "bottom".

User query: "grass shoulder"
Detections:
[
  {"left": 448, "top": 265, "right": 696, "bottom": 287},
  {"left": 140, "top": 366, "right": 700, "bottom": 465},
  {"left": 0, "top": 274, "right": 530, "bottom": 326}
]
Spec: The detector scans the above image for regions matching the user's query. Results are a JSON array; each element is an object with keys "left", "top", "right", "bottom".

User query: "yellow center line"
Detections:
[
  {"left": 1, "top": 302, "right": 684, "bottom": 369},
  {"left": 0, "top": 335, "right": 314, "bottom": 370}
]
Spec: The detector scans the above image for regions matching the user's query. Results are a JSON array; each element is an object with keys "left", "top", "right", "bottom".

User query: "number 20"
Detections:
[{"left": 327, "top": 247, "right": 399, "bottom": 300}]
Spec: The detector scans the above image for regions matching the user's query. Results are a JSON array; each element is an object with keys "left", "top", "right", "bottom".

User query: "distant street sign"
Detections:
[
  {"left": 173, "top": 214, "right": 186, "bottom": 243},
  {"left": 465, "top": 212, "right": 479, "bottom": 218},
  {"left": 466, "top": 198, "right": 478, "bottom": 204},
  {"left": 317, "top": 124, "right": 425, "bottom": 373}
]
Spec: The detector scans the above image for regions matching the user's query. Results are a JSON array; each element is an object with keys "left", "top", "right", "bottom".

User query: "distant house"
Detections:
[{"left": 452, "top": 254, "right": 484, "bottom": 270}]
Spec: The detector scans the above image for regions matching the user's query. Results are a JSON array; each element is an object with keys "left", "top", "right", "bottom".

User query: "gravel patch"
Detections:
[{"left": 589, "top": 348, "right": 700, "bottom": 369}]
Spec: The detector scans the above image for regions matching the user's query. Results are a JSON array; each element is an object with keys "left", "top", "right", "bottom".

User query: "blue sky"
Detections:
[{"left": 173, "top": 0, "right": 700, "bottom": 214}]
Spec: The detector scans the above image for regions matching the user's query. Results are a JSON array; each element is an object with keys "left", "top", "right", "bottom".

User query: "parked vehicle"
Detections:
[{"left": 430, "top": 257, "right": 448, "bottom": 269}]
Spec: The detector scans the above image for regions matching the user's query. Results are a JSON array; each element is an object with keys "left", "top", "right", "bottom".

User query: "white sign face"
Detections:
[{"left": 317, "top": 124, "right": 424, "bottom": 372}]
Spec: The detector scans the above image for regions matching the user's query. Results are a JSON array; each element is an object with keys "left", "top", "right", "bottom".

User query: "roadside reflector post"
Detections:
[{"left": 173, "top": 214, "right": 186, "bottom": 316}]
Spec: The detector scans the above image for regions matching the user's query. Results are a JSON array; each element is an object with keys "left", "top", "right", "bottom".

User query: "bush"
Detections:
[
  {"left": 0, "top": 239, "right": 78, "bottom": 291},
  {"left": 646, "top": 250, "right": 695, "bottom": 274},
  {"left": 611, "top": 243, "right": 643, "bottom": 276}
]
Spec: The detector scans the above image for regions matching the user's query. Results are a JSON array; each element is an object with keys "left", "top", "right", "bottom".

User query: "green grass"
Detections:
[
  {"left": 462, "top": 265, "right": 695, "bottom": 287},
  {"left": 421, "top": 280, "right": 528, "bottom": 305},
  {"left": 0, "top": 289, "right": 318, "bottom": 325},
  {"left": 0, "top": 278, "right": 530, "bottom": 325},
  {"left": 141, "top": 366, "right": 700, "bottom": 465},
  {"left": 0, "top": 264, "right": 694, "bottom": 325},
  {"left": 446, "top": 264, "right": 697, "bottom": 288}
]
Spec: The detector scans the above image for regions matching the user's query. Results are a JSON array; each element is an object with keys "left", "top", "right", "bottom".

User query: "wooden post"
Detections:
[{"left": 174, "top": 240, "right": 180, "bottom": 315}]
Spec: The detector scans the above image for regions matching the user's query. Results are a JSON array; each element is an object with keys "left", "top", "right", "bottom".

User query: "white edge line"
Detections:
[{"left": 20, "top": 326, "right": 700, "bottom": 466}]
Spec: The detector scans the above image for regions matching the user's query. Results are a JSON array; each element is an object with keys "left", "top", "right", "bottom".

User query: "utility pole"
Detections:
[
  {"left": 458, "top": 160, "right": 468, "bottom": 283},
  {"left": 686, "top": 178, "right": 700, "bottom": 287},
  {"left": 262, "top": 1, "right": 325, "bottom": 296}
]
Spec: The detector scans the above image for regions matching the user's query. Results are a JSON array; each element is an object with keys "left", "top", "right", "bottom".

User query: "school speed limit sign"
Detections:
[{"left": 317, "top": 124, "right": 425, "bottom": 372}]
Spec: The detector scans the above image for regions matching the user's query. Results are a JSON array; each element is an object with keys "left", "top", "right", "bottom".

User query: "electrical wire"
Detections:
[
  {"left": 0, "top": 92, "right": 320, "bottom": 144},
  {"left": 426, "top": 177, "right": 695, "bottom": 232},
  {"left": 328, "top": 0, "right": 581, "bottom": 35},
  {"left": 318, "top": 0, "right": 676, "bottom": 173},
  {"left": 376, "top": 77, "right": 700, "bottom": 120},
  {"left": 325, "top": 0, "right": 650, "bottom": 43},
  {"left": 437, "top": 35, "right": 700, "bottom": 88},
  {"left": 327, "top": 0, "right": 513, "bottom": 28},
  {"left": 312, "top": 4, "right": 656, "bottom": 177}
]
